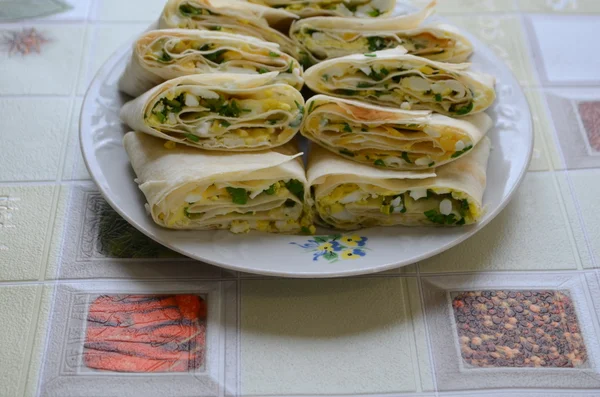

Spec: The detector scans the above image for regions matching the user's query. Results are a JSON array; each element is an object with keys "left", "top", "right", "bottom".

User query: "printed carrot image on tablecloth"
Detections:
[{"left": 83, "top": 294, "right": 207, "bottom": 372}]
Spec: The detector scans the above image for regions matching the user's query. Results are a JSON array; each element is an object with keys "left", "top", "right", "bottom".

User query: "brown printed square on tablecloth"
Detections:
[{"left": 452, "top": 290, "right": 587, "bottom": 368}]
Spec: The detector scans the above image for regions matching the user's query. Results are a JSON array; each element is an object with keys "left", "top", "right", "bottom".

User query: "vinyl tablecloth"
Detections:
[{"left": 1, "top": 0, "right": 600, "bottom": 396}]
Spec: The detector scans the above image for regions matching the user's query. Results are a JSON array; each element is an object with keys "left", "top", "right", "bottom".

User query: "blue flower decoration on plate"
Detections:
[{"left": 291, "top": 234, "right": 370, "bottom": 263}]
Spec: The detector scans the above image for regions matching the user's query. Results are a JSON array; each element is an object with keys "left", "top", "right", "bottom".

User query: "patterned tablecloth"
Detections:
[{"left": 1, "top": 0, "right": 600, "bottom": 396}]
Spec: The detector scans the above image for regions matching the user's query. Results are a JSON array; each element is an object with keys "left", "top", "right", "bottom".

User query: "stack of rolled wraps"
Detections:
[{"left": 117, "top": 0, "right": 496, "bottom": 234}]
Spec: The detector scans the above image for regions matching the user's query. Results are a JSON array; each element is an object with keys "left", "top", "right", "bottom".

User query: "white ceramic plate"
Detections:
[{"left": 80, "top": 15, "right": 533, "bottom": 278}]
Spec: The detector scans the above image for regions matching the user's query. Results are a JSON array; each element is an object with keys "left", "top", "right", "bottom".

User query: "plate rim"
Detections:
[{"left": 80, "top": 34, "right": 534, "bottom": 279}]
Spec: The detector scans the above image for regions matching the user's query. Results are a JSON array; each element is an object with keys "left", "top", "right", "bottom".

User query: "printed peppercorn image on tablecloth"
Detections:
[{"left": 1, "top": 0, "right": 600, "bottom": 396}]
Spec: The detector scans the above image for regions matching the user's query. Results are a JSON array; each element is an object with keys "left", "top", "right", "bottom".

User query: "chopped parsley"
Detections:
[
  {"left": 342, "top": 123, "right": 352, "bottom": 133},
  {"left": 367, "top": 36, "right": 387, "bottom": 52},
  {"left": 461, "top": 199, "right": 469, "bottom": 212},
  {"left": 322, "top": 74, "right": 329, "bottom": 82},
  {"left": 264, "top": 184, "right": 277, "bottom": 195},
  {"left": 424, "top": 209, "right": 449, "bottom": 225},
  {"left": 424, "top": 209, "right": 461, "bottom": 225},
  {"left": 402, "top": 152, "right": 412, "bottom": 164},
  {"left": 202, "top": 96, "right": 224, "bottom": 112},
  {"left": 299, "top": 51, "right": 312, "bottom": 68},
  {"left": 357, "top": 82, "right": 373, "bottom": 88},
  {"left": 208, "top": 25, "right": 222, "bottom": 31},
  {"left": 307, "top": 101, "right": 315, "bottom": 114},
  {"left": 453, "top": 101, "right": 474, "bottom": 115},
  {"left": 368, "top": 8, "right": 381, "bottom": 17},
  {"left": 204, "top": 49, "right": 227, "bottom": 63},
  {"left": 459, "top": 199, "right": 470, "bottom": 217},
  {"left": 336, "top": 89, "right": 358, "bottom": 96},
  {"left": 364, "top": 53, "right": 377, "bottom": 57},
  {"left": 428, "top": 161, "right": 435, "bottom": 167},
  {"left": 285, "top": 179, "right": 305, "bottom": 201},
  {"left": 220, "top": 120, "right": 231, "bottom": 127},
  {"left": 374, "top": 159, "right": 386, "bottom": 166},
  {"left": 340, "top": 149, "right": 355, "bottom": 157},
  {"left": 258, "top": 67, "right": 269, "bottom": 74},
  {"left": 185, "top": 133, "right": 200, "bottom": 142},
  {"left": 218, "top": 100, "right": 243, "bottom": 118},
  {"left": 179, "top": 4, "right": 202, "bottom": 16},
  {"left": 451, "top": 145, "right": 473, "bottom": 158},
  {"left": 158, "top": 50, "right": 172, "bottom": 63},
  {"left": 287, "top": 61, "right": 294, "bottom": 73},
  {"left": 269, "top": 51, "right": 280, "bottom": 57},
  {"left": 301, "top": 226, "right": 311, "bottom": 234},
  {"left": 226, "top": 187, "right": 249, "bottom": 205},
  {"left": 164, "top": 97, "right": 182, "bottom": 110},
  {"left": 434, "top": 93, "right": 442, "bottom": 102},
  {"left": 294, "top": 100, "right": 304, "bottom": 114}
]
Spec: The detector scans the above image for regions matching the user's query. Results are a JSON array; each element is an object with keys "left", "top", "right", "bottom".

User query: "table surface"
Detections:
[{"left": 1, "top": 0, "right": 600, "bottom": 396}]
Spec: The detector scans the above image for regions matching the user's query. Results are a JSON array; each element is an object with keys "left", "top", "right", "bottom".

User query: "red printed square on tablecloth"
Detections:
[{"left": 83, "top": 294, "right": 207, "bottom": 373}]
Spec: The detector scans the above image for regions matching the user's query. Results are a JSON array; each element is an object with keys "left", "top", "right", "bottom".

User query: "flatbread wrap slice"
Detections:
[
  {"left": 120, "top": 72, "right": 305, "bottom": 151},
  {"left": 159, "top": 0, "right": 303, "bottom": 62},
  {"left": 301, "top": 94, "right": 492, "bottom": 169},
  {"left": 308, "top": 136, "right": 491, "bottom": 229},
  {"left": 290, "top": 1, "right": 472, "bottom": 64},
  {"left": 303, "top": 47, "right": 496, "bottom": 117},
  {"left": 119, "top": 29, "right": 303, "bottom": 97},
  {"left": 123, "top": 131, "right": 314, "bottom": 234}
]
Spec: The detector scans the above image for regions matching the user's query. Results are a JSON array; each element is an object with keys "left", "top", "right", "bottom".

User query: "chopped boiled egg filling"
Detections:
[
  {"left": 304, "top": 109, "right": 473, "bottom": 168},
  {"left": 146, "top": 88, "right": 302, "bottom": 148},
  {"left": 319, "top": 61, "right": 476, "bottom": 115},
  {"left": 317, "top": 183, "right": 478, "bottom": 228},
  {"left": 159, "top": 179, "right": 312, "bottom": 234}
]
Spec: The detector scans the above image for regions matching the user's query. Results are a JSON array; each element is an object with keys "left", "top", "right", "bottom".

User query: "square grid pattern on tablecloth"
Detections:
[{"left": 0, "top": 0, "right": 600, "bottom": 396}]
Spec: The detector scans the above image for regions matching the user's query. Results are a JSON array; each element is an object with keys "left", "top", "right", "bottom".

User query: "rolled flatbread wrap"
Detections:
[
  {"left": 290, "top": 1, "right": 472, "bottom": 64},
  {"left": 120, "top": 72, "right": 305, "bottom": 151},
  {"left": 118, "top": 29, "right": 304, "bottom": 97},
  {"left": 303, "top": 47, "right": 496, "bottom": 116},
  {"left": 123, "top": 131, "right": 314, "bottom": 234},
  {"left": 308, "top": 136, "right": 490, "bottom": 229},
  {"left": 159, "top": 0, "right": 303, "bottom": 62},
  {"left": 248, "top": 0, "right": 395, "bottom": 18},
  {"left": 301, "top": 95, "right": 491, "bottom": 169}
]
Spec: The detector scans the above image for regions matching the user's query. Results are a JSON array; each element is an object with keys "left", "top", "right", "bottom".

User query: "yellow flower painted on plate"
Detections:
[
  {"left": 340, "top": 249, "right": 361, "bottom": 260},
  {"left": 339, "top": 235, "right": 363, "bottom": 247},
  {"left": 317, "top": 242, "right": 334, "bottom": 252}
]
